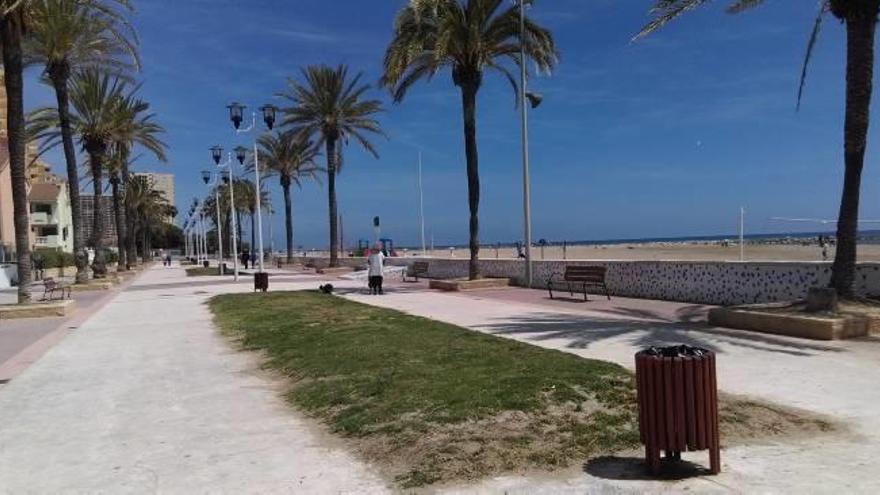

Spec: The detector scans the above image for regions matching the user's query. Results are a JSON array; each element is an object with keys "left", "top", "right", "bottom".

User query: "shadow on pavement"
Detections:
[
  {"left": 584, "top": 455, "right": 711, "bottom": 481},
  {"left": 479, "top": 308, "right": 843, "bottom": 357}
]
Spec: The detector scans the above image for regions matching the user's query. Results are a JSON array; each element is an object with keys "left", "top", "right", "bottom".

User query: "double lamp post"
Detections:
[{"left": 201, "top": 103, "right": 277, "bottom": 281}]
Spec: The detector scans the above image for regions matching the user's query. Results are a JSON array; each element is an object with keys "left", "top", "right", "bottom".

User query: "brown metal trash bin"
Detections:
[
  {"left": 635, "top": 345, "right": 720, "bottom": 475},
  {"left": 254, "top": 272, "right": 269, "bottom": 292}
]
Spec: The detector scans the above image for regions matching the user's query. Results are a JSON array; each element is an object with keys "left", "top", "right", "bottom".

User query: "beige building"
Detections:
[
  {"left": 1, "top": 68, "right": 66, "bottom": 259},
  {"left": 29, "top": 182, "right": 74, "bottom": 253},
  {"left": 133, "top": 172, "right": 175, "bottom": 222}
]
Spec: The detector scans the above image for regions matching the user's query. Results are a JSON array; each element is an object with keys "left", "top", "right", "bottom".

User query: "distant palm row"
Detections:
[
  {"left": 2, "top": 0, "right": 875, "bottom": 306},
  {"left": 2, "top": 0, "right": 170, "bottom": 304}
]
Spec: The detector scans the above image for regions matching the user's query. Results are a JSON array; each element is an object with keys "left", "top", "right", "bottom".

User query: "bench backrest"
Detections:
[
  {"left": 412, "top": 261, "right": 429, "bottom": 273},
  {"left": 563, "top": 266, "right": 606, "bottom": 282}
]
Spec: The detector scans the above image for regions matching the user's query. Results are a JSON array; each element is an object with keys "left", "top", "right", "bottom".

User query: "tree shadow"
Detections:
[
  {"left": 584, "top": 455, "right": 711, "bottom": 481},
  {"left": 479, "top": 308, "right": 843, "bottom": 357}
]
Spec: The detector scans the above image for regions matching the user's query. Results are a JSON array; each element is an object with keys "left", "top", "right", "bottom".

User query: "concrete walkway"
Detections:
[
  {"left": 0, "top": 265, "right": 388, "bottom": 493},
  {"left": 4, "top": 264, "right": 878, "bottom": 493},
  {"left": 343, "top": 285, "right": 880, "bottom": 494}
]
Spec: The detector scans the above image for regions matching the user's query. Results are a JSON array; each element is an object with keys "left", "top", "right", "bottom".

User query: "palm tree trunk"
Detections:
[
  {"left": 460, "top": 82, "right": 481, "bottom": 280},
  {"left": 1, "top": 12, "right": 31, "bottom": 303},
  {"left": 282, "top": 178, "right": 294, "bottom": 263},
  {"left": 237, "top": 210, "right": 243, "bottom": 251},
  {"left": 115, "top": 150, "right": 130, "bottom": 271},
  {"left": 830, "top": 12, "right": 877, "bottom": 297},
  {"left": 88, "top": 150, "right": 107, "bottom": 278},
  {"left": 250, "top": 211, "right": 255, "bottom": 262},
  {"left": 47, "top": 62, "right": 88, "bottom": 284},
  {"left": 124, "top": 165, "right": 137, "bottom": 268},
  {"left": 110, "top": 176, "right": 124, "bottom": 273},
  {"left": 141, "top": 225, "right": 148, "bottom": 264},
  {"left": 326, "top": 137, "right": 339, "bottom": 267}
]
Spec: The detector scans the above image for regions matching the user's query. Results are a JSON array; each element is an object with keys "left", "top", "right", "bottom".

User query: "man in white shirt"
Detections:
[{"left": 367, "top": 244, "right": 385, "bottom": 295}]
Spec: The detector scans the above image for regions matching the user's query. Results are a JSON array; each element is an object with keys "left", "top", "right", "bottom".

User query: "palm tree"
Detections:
[
  {"left": 278, "top": 65, "right": 385, "bottom": 268},
  {"left": 126, "top": 174, "right": 168, "bottom": 263},
  {"left": 25, "top": 0, "right": 137, "bottom": 283},
  {"left": 636, "top": 1, "right": 879, "bottom": 298},
  {"left": 62, "top": 70, "right": 127, "bottom": 277},
  {"left": 382, "top": 0, "right": 558, "bottom": 280},
  {"left": 231, "top": 178, "right": 270, "bottom": 258},
  {"left": 252, "top": 131, "right": 320, "bottom": 262},
  {"left": 1, "top": 1, "right": 32, "bottom": 303},
  {"left": 108, "top": 93, "right": 166, "bottom": 270}
]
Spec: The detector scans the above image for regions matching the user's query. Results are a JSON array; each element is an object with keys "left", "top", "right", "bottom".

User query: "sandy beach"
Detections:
[{"left": 402, "top": 242, "right": 880, "bottom": 262}]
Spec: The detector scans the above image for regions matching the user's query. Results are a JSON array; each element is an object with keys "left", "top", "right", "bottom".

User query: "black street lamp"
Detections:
[
  {"left": 201, "top": 170, "right": 211, "bottom": 185},
  {"left": 260, "top": 104, "right": 277, "bottom": 130},
  {"left": 234, "top": 145, "right": 248, "bottom": 165},
  {"left": 210, "top": 145, "right": 223, "bottom": 165},
  {"left": 227, "top": 102, "right": 245, "bottom": 130}
]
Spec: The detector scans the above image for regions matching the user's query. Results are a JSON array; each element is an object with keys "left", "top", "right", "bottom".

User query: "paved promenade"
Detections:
[
  {"left": 0, "top": 265, "right": 388, "bottom": 493},
  {"left": 2, "top": 265, "right": 879, "bottom": 493}
]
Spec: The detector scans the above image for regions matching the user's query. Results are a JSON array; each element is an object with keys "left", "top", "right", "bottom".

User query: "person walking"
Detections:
[
  {"left": 367, "top": 244, "right": 385, "bottom": 295},
  {"left": 241, "top": 250, "right": 250, "bottom": 270},
  {"left": 32, "top": 248, "right": 44, "bottom": 281}
]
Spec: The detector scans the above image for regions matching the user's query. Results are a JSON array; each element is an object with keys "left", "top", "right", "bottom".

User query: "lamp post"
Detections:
[
  {"left": 211, "top": 146, "right": 239, "bottom": 281},
  {"left": 517, "top": 0, "right": 543, "bottom": 289},
  {"left": 226, "top": 102, "right": 277, "bottom": 274},
  {"left": 202, "top": 170, "right": 224, "bottom": 275}
]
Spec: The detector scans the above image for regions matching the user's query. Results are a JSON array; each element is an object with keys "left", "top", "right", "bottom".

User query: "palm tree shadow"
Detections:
[
  {"left": 584, "top": 456, "right": 711, "bottom": 481},
  {"left": 479, "top": 307, "right": 843, "bottom": 357}
]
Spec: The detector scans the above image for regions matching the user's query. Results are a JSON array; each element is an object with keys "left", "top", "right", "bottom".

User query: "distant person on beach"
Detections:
[
  {"left": 367, "top": 244, "right": 385, "bottom": 295},
  {"left": 819, "top": 236, "right": 828, "bottom": 261},
  {"left": 241, "top": 250, "right": 250, "bottom": 269},
  {"left": 515, "top": 242, "right": 526, "bottom": 259}
]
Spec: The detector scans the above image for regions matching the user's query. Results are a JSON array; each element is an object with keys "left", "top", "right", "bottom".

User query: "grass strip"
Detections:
[{"left": 210, "top": 290, "right": 834, "bottom": 487}]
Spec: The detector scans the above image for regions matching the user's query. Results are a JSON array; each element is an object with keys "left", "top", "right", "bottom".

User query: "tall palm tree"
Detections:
[
  {"left": 278, "top": 64, "right": 385, "bottom": 268},
  {"left": 253, "top": 130, "right": 320, "bottom": 262},
  {"left": 0, "top": 0, "right": 31, "bottom": 304},
  {"left": 637, "top": 1, "right": 879, "bottom": 298},
  {"left": 108, "top": 93, "right": 166, "bottom": 270},
  {"left": 42, "top": 69, "right": 128, "bottom": 278},
  {"left": 25, "top": 0, "right": 137, "bottom": 283},
  {"left": 1, "top": 0, "right": 32, "bottom": 303},
  {"left": 382, "top": 0, "right": 558, "bottom": 280}
]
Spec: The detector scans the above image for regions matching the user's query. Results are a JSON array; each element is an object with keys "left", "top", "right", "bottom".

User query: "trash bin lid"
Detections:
[{"left": 637, "top": 345, "right": 710, "bottom": 358}]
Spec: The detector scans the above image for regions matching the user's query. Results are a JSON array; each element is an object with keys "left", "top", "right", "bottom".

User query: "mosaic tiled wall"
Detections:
[{"left": 294, "top": 256, "right": 880, "bottom": 306}]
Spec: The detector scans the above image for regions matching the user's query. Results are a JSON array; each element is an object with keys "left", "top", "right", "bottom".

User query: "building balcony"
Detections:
[
  {"left": 30, "top": 212, "right": 57, "bottom": 225},
  {"left": 34, "top": 235, "right": 60, "bottom": 248}
]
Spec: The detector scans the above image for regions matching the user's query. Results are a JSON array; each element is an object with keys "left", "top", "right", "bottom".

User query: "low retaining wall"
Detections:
[{"left": 292, "top": 256, "right": 880, "bottom": 306}]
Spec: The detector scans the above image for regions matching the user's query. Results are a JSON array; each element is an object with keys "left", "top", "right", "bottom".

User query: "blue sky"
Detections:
[{"left": 24, "top": 0, "right": 877, "bottom": 248}]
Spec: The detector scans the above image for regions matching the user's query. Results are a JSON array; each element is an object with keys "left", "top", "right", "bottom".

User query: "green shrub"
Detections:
[
  {"left": 104, "top": 249, "right": 119, "bottom": 264},
  {"left": 34, "top": 248, "right": 75, "bottom": 269}
]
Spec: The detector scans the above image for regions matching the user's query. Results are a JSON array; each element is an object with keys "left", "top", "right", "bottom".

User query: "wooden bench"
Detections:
[
  {"left": 404, "top": 261, "right": 429, "bottom": 282},
  {"left": 42, "top": 277, "right": 72, "bottom": 301},
  {"left": 547, "top": 266, "right": 611, "bottom": 302}
]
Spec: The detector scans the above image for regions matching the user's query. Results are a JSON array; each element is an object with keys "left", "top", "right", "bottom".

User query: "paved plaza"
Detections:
[{"left": 0, "top": 264, "right": 878, "bottom": 493}]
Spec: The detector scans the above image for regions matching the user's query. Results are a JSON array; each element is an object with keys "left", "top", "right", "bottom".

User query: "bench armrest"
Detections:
[{"left": 547, "top": 271, "right": 566, "bottom": 284}]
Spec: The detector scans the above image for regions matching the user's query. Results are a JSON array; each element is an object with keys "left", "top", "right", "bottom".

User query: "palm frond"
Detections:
[
  {"left": 633, "top": 0, "right": 708, "bottom": 41},
  {"left": 797, "top": 0, "right": 830, "bottom": 110}
]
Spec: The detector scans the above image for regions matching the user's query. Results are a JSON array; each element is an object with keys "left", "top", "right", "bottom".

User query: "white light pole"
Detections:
[
  {"left": 740, "top": 206, "right": 745, "bottom": 262},
  {"left": 227, "top": 102, "right": 277, "bottom": 275},
  {"left": 418, "top": 151, "right": 427, "bottom": 256},
  {"left": 202, "top": 170, "right": 224, "bottom": 275},
  {"left": 517, "top": 0, "right": 543, "bottom": 288},
  {"left": 211, "top": 147, "right": 239, "bottom": 281}
]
